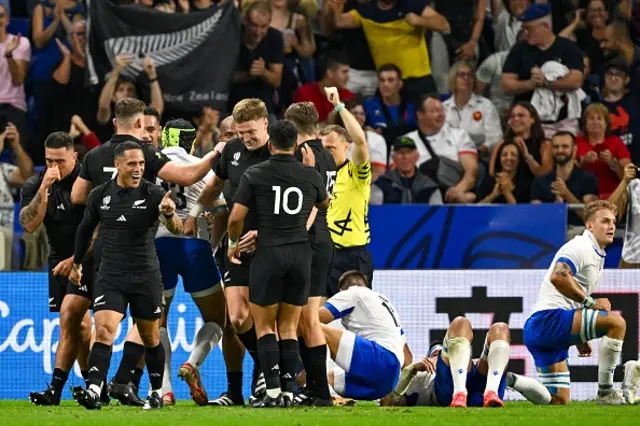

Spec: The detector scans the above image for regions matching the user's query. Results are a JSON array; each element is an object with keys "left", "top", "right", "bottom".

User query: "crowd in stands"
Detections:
[{"left": 1, "top": 0, "right": 640, "bottom": 269}]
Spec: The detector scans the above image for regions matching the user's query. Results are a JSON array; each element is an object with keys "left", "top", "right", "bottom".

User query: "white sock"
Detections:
[
  {"left": 598, "top": 336, "right": 623, "bottom": 395},
  {"left": 187, "top": 322, "right": 223, "bottom": 368},
  {"left": 445, "top": 337, "right": 471, "bottom": 396},
  {"left": 89, "top": 384, "right": 101, "bottom": 396},
  {"left": 485, "top": 340, "right": 510, "bottom": 393},
  {"left": 159, "top": 327, "right": 172, "bottom": 394},
  {"left": 266, "top": 387, "right": 281, "bottom": 398},
  {"left": 507, "top": 372, "right": 551, "bottom": 405}
]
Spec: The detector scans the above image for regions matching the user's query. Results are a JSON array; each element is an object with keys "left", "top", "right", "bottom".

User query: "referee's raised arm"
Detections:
[{"left": 325, "top": 87, "right": 368, "bottom": 166}]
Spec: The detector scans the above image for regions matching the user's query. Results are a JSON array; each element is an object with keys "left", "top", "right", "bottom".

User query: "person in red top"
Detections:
[
  {"left": 293, "top": 54, "right": 354, "bottom": 122},
  {"left": 576, "top": 103, "right": 631, "bottom": 199}
]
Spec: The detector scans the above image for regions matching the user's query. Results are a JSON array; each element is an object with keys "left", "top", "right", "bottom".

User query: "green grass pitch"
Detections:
[{"left": 1, "top": 400, "right": 639, "bottom": 426}]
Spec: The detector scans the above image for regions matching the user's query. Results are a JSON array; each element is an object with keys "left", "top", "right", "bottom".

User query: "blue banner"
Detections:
[
  {"left": 368, "top": 204, "right": 568, "bottom": 269},
  {"left": 0, "top": 273, "right": 252, "bottom": 401}
]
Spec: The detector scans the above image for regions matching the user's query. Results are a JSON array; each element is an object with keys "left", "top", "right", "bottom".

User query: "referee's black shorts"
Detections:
[
  {"left": 249, "top": 242, "right": 311, "bottom": 307},
  {"left": 48, "top": 258, "right": 95, "bottom": 312},
  {"left": 94, "top": 269, "right": 163, "bottom": 320},
  {"left": 308, "top": 232, "right": 334, "bottom": 298},
  {"left": 326, "top": 245, "right": 374, "bottom": 298}
]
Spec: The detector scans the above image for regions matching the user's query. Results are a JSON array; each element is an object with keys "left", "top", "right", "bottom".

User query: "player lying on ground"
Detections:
[
  {"left": 318, "top": 270, "right": 407, "bottom": 401},
  {"left": 383, "top": 340, "right": 552, "bottom": 407},
  {"left": 524, "top": 200, "right": 627, "bottom": 405},
  {"left": 155, "top": 119, "right": 228, "bottom": 406}
]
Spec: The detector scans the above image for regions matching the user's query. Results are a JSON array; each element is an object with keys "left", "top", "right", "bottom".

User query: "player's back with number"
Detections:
[{"left": 237, "top": 156, "right": 327, "bottom": 246}]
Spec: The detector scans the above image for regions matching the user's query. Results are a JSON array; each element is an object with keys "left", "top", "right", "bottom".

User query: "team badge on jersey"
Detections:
[
  {"left": 101, "top": 196, "right": 111, "bottom": 210},
  {"left": 473, "top": 111, "right": 483, "bottom": 121},
  {"left": 231, "top": 152, "right": 241, "bottom": 166}
]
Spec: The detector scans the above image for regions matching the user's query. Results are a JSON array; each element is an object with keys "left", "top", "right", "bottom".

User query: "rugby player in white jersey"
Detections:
[
  {"left": 154, "top": 119, "right": 227, "bottom": 405},
  {"left": 524, "top": 200, "right": 627, "bottom": 405},
  {"left": 318, "top": 271, "right": 408, "bottom": 401}
]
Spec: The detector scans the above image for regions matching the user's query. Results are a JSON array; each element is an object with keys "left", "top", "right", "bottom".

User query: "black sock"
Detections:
[
  {"left": 257, "top": 334, "right": 280, "bottom": 392},
  {"left": 298, "top": 338, "right": 313, "bottom": 388},
  {"left": 87, "top": 342, "right": 112, "bottom": 390},
  {"left": 308, "top": 345, "right": 330, "bottom": 399},
  {"left": 81, "top": 370, "right": 89, "bottom": 387},
  {"left": 237, "top": 326, "right": 260, "bottom": 367},
  {"left": 279, "top": 339, "right": 299, "bottom": 394},
  {"left": 50, "top": 368, "right": 69, "bottom": 395},
  {"left": 226, "top": 371, "right": 243, "bottom": 397},
  {"left": 144, "top": 343, "right": 165, "bottom": 392},
  {"left": 114, "top": 342, "right": 145, "bottom": 384},
  {"left": 131, "top": 368, "right": 144, "bottom": 390}
]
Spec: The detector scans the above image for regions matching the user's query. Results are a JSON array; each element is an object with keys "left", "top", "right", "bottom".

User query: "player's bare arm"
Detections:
[
  {"left": 70, "top": 176, "right": 92, "bottom": 204},
  {"left": 158, "top": 149, "right": 219, "bottom": 187},
  {"left": 20, "top": 166, "right": 61, "bottom": 232},
  {"left": 318, "top": 306, "right": 335, "bottom": 324},
  {"left": 550, "top": 261, "right": 610, "bottom": 311},
  {"left": 325, "top": 87, "right": 368, "bottom": 166}
]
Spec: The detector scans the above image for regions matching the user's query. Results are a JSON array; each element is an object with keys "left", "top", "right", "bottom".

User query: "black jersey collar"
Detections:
[
  {"left": 270, "top": 154, "right": 296, "bottom": 161},
  {"left": 110, "top": 134, "right": 143, "bottom": 144}
]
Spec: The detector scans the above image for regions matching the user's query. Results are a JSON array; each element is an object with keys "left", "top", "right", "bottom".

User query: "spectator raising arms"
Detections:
[
  {"left": 443, "top": 60, "right": 503, "bottom": 159},
  {"left": 491, "top": 0, "right": 526, "bottom": 52},
  {"left": 477, "top": 140, "right": 530, "bottom": 204},
  {"left": 490, "top": 102, "right": 553, "bottom": 179},
  {"left": 560, "top": 0, "right": 608, "bottom": 76},
  {"left": 576, "top": 102, "right": 631, "bottom": 198}
]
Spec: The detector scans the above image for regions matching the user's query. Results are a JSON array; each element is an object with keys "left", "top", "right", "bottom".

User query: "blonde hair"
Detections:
[
  {"left": 232, "top": 99, "right": 268, "bottom": 124},
  {"left": 447, "top": 60, "right": 475, "bottom": 93},
  {"left": 582, "top": 102, "right": 612, "bottom": 135},
  {"left": 584, "top": 200, "right": 617, "bottom": 223},
  {"left": 319, "top": 125, "right": 350, "bottom": 142},
  {"left": 284, "top": 102, "right": 319, "bottom": 135}
]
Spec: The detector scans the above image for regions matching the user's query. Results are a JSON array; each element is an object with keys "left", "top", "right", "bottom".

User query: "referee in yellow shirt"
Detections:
[{"left": 319, "top": 87, "right": 374, "bottom": 297}]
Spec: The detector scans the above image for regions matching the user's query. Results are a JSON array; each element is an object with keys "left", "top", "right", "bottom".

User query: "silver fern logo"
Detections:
[{"left": 102, "top": 7, "right": 223, "bottom": 80}]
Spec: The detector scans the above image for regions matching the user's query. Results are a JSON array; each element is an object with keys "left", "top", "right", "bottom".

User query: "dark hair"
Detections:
[
  {"left": 114, "top": 140, "right": 143, "bottom": 159},
  {"left": 115, "top": 76, "right": 136, "bottom": 94},
  {"left": 284, "top": 102, "right": 319, "bottom": 135},
  {"left": 163, "top": 118, "right": 196, "bottom": 152},
  {"left": 551, "top": 130, "right": 576, "bottom": 146},
  {"left": 269, "top": 120, "right": 298, "bottom": 150},
  {"left": 115, "top": 98, "right": 146, "bottom": 124},
  {"left": 493, "top": 140, "right": 525, "bottom": 176},
  {"left": 338, "top": 270, "right": 368, "bottom": 290},
  {"left": 378, "top": 63, "right": 402, "bottom": 80},
  {"left": 144, "top": 106, "right": 161, "bottom": 122},
  {"left": 321, "top": 53, "right": 349, "bottom": 76},
  {"left": 44, "top": 131, "right": 74, "bottom": 149},
  {"left": 505, "top": 101, "right": 546, "bottom": 157},
  {"left": 417, "top": 93, "right": 443, "bottom": 112}
]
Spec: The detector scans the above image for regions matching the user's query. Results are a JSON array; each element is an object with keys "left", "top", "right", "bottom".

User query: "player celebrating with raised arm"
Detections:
[
  {"left": 227, "top": 120, "right": 330, "bottom": 407},
  {"left": 524, "top": 200, "right": 627, "bottom": 405},
  {"left": 318, "top": 271, "right": 407, "bottom": 402},
  {"left": 69, "top": 141, "right": 183, "bottom": 410}
]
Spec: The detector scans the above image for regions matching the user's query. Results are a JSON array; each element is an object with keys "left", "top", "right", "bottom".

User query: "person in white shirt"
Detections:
[
  {"left": 443, "top": 60, "right": 503, "bottom": 158},
  {"left": 524, "top": 200, "right": 627, "bottom": 405},
  {"left": 154, "top": 119, "right": 227, "bottom": 406},
  {"left": 318, "top": 270, "right": 406, "bottom": 401},
  {"left": 403, "top": 94, "right": 478, "bottom": 203},
  {"left": 491, "top": 0, "right": 526, "bottom": 52}
]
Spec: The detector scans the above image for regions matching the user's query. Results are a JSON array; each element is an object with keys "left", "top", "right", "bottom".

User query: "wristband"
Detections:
[
  {"left": 334, "top": 103, "right": 345, "bottom": 113},
  {"left": 189, "top": 202, "right": 205, "bottom": 218},
  {"left": 149, "top": 77, "right": 158, "bottom": 83},
  {"left": 582, "top": 296, "right": 595, "bottom": 308},
  {"left": 228, "top": 238, "right": 238, "bottom": 249}
]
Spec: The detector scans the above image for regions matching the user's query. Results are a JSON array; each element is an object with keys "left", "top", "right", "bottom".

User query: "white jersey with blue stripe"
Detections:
[
  {"left": 325, "top": 286, "right": 405, "bottom": 365},
  {"left": 530, "top": 230, "right": 605, "bottom": 314},
  {"left": 155, "top": 146, "right": 220, "bottom": 241}
]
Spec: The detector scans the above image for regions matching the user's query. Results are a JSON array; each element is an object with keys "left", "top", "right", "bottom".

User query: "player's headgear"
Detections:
[{"left": 162, "top": 118, "right": 197, "bottom": 153}]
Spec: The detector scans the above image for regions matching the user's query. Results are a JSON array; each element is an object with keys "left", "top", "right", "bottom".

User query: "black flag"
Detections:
[{"left": 87, "top": 0, "right": 240, "bottom": 112}]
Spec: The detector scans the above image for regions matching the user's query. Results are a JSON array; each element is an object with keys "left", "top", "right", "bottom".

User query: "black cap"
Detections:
[
  {"left": 603, "top": 56, "right": 630, "bottom": 75},
  {"left": 393, "top": 136, "right": 417, "bottom": 151},
  {"left": 519, "top": 4, "right": 551, "bottom": 22}
]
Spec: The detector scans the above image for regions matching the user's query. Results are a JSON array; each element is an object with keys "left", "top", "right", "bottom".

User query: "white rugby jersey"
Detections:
[
  {"left": 325, "top": 286, "right": 405, "bottom": 364},
  {"left": 155, "top": 146, "right": 222, "bottom": 240},
  {"left": 530, "top": 230, "right": 605, "bottom": 314},
  {"left": 622, "top": 179, "right": 640, "bottom": 264},
  {"left": 405, "top": 371, "right": 437, "bottom": 406}
]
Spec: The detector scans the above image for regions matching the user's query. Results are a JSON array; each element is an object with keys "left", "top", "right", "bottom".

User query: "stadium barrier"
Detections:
[{"left": 1, "top": 270, "right": 638, "bottom": 401}]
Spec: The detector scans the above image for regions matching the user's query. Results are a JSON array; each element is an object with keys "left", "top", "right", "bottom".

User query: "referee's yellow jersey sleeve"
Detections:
[{"left": 349, "top": 160, "right": 372, "bottom": 187}]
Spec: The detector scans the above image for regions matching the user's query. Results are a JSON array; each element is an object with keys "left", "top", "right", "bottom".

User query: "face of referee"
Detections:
[
  {"left": 321, "top": 131, "right": 349, "bottom": 167},
  {"left": 115, "top": 148, "right": 145, "bottom": 188},
  {"left": 236, "top": 118, "right": 269, "bottom": 150}
]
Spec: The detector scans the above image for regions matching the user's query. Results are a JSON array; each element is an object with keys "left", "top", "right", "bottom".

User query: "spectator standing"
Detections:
[
  {"left": 403, "top": 95, "right": 478, "bottom": 203},
  {"left": 560, "top": 0, "right": 608, "bottom": 77},
  {"left": 443, "top": 60, "right": 503, "bottom": 159},
  {"left": 371, "top": 136, "right": 442, "bottom": 205},
  {"left": 0, "top": 4, "right": 30, "bottom": 148},
  {"left": 608, "top": 163, "right": 640, "bottom": 268},
  {"left": 491, "top": 0, "right": 527, "bottom": 52},
  {"left": 327, "top": 0, "right": 449, "bottom": 102},
  {"left": 576, "top": 102, "right": 630, "bottom": 198},
  {"left": 192, "top": 107, "right": 220, "bottom": 158},
  {"left": 600, "top": 21, "right": 640, "bottom": 98},
  {"left": 531, "top": 131, "right": 599, "bottom": 224},
  {"left": 363, "top": 64, "right": 417, "bottom": 148},
  {"left": 601, "top": 57, "right": 640, "bottom": 164},
  {"left": 502, "top": 4, "right": 585, "bottom": 138},
  {"left": 229, "top": 0, "right": 284, "bottom": 120},
  {"left": 294, "top": 55, "right": 354, "bottom": 122},
  {"left": 477, "top": 140, "right": 531, "bottom": 204}
]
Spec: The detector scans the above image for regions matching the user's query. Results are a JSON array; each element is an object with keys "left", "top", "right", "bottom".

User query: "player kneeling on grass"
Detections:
[
  {"left": 318, "top": 271, "right": 407, "bottom": 401},
  {"left": 524, "top": 200, "right": 627, "bottom": 405}
]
